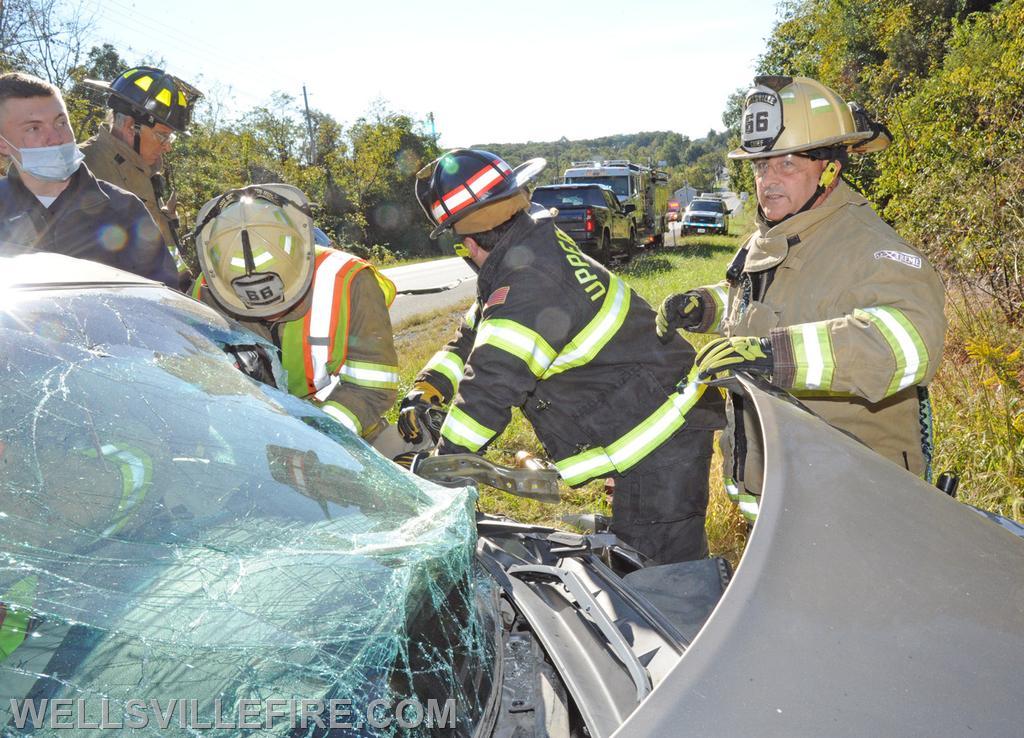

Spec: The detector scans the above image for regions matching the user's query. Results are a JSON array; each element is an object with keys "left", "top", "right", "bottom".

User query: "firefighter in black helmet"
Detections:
[
  {"left": 399, "top": 148, "right": 723, "bottom": 564},
  {"left": 81, "top": 67, "right": 202, "bottom": 289}
]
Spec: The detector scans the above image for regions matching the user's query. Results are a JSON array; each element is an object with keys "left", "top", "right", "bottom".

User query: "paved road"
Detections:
[
  {"left": 383, "top": 208, "right": 744, "bottom": 324},
  {"left": 383, "top": 257, "right": 476, "bottom": 326}
]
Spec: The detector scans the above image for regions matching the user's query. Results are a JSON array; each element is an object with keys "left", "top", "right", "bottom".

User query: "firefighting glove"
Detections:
[
  {"left": 394, "top": 451, "right": 429, "bottom": 473},
  {"left": 397, "top": 381, "right": 446, "bottom": 444},
  {"left": 656, "top": 290, "right": 704, "bottom": 342},
  {"left": 225, "top": 344, "right": 278, "bottom": 387},
  {"left": 695, "top": 336, "right": 773, "bottom": 381}
]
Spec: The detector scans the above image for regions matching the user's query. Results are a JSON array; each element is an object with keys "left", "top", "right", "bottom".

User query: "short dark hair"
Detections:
[
  {"left": 466, "top": 210, "right": 525, "bottom": 251},
  {"left": 0, "top": 72, "right": 62, "bottom": 107}
]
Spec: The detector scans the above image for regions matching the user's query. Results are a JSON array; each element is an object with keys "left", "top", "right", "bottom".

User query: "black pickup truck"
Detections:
[{"left": 531, "top": 184, "right": 635, "bottom": 263}]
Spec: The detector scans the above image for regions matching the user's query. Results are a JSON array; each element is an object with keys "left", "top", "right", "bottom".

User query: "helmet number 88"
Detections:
[{"left": 247, "top": 286, "right": 276, "bottom": 301}]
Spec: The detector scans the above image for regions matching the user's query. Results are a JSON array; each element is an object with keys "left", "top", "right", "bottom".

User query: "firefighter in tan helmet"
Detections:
[
  {"left": 191, "top": 184, "right": 399, "bottom": 441},
  {"left": 657, "top": 75, "right": 946, "bottom": 518}
]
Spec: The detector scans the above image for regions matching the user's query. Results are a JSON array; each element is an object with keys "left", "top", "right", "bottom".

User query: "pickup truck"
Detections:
[
  {"left": 530, "top": 183, "right": 635, "bottom": 263},
  {"left": 680, "top": 197, "right": 730, "bottom": 236}
]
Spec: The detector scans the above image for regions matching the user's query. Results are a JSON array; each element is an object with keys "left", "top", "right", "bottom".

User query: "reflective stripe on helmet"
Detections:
[
  {"left": 555, "top": 380, "right": 707, "bottom": 486},
  {"left": 431, "top": 159, "right": 512, "bottom": 223}
]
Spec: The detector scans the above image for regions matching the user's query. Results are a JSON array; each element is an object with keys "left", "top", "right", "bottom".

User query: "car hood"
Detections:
[{"left": 615, "top": 376, "right": 1024, "bottom": 737}]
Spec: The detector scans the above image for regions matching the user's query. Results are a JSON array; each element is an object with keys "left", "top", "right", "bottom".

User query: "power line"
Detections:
[{"left": 90, "top": 2, "right": 296, "bottom": 103}]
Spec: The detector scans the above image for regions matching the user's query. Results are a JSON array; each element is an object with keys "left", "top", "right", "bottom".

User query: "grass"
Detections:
[
  {"left": 392, "top": 218, "right": 752, "bottom": 563},
  {"left": 930, "top": 296, "right": 1024, "bottom": 519},
  {"left": 392, "top": 206, "right": 1024, "bottom": 566},
  {"left": 393, "top": 206, "right": 1024, "bottom": 569}
]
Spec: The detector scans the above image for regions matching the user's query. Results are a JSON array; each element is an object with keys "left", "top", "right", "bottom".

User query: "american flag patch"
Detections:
[{"left": 485, "top": 286, "right": 510, "bottom": 309}]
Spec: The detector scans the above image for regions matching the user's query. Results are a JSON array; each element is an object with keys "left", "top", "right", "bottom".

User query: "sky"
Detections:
[{"left": 85, "top": 0, "right": 782, "bottom": 147}]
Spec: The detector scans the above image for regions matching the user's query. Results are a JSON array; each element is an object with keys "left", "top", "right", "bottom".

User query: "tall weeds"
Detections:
[{"left": 932, "top": 293, "right": 1024, "bottom": 517}]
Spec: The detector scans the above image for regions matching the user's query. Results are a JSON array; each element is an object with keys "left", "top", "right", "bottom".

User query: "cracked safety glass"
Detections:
[{"left": 0, "top": 287, "right": 497, "bottom": 736}]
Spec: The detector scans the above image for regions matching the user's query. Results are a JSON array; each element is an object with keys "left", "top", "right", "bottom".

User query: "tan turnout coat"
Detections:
[{"left": 706, "top": 181, "right": 946, "bottom": 493}]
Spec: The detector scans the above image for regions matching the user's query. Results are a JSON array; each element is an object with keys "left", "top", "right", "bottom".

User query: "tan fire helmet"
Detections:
[
  {"left": 728, "top": 75, "right": 891, "bottom": 160},
  {"left": 194, "top": 184, "right": 315, "bottom": 318}
]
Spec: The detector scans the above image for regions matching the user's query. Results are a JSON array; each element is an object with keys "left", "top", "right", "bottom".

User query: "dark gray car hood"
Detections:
[{"left": 615, "top": 377, "right": 1024, "bottom": 737}]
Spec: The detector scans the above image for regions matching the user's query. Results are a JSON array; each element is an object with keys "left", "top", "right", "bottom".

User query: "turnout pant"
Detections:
[{"left": 610, "top": 427, "right": 713, "bottom": 564}]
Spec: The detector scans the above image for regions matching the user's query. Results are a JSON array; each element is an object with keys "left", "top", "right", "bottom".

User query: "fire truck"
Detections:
[{"left": 562, "top": 160, "right": 670, "bottom": 248}]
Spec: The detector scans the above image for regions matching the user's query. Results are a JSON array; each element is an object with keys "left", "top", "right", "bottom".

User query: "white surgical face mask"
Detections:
[{"left": 1, "top": 134, "right": 84, "bottom": 182}]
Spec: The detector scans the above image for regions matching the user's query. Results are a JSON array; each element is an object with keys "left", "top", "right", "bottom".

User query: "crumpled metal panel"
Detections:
[{"left": 0, "top": 288, "right": 495, "bottom": 736}]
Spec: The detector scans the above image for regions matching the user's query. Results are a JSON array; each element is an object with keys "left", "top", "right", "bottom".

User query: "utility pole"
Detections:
[
  {"left": 302, "top": 85, "right": 316, "bottom": 163},
  {"left": 427, "top": 112, "right": 438, "bottom": 144}
]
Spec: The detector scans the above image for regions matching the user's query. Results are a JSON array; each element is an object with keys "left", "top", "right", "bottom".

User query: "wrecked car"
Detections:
[{"left": 1, "top": 253, "right": 1022, "bottom": 737}]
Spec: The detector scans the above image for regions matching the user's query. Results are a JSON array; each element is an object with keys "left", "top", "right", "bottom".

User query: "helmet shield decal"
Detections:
[
  {"left": 231, "top": 271, "right": 287, "bottom": 309},
  {"left": 741, "top": 84, "right": 785, "bottom": 154}
]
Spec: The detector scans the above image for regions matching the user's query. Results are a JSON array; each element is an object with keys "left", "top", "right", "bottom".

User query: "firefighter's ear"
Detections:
[
  {"left": 819, "top": 161, "right": 841, "bottom": 189},
  {"left": 463, "top": 237, "right": 486, "bottom": 263}
]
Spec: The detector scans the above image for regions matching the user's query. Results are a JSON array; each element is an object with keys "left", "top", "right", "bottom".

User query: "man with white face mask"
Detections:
[{"left": 0, "top": 72, "right": 176, "bottom": 287}]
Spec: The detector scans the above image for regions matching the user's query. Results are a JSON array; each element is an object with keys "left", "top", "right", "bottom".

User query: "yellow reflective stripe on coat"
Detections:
[
  {"left": 0, "top": 576, "right": 37, "bottom": 662},
  {"left": 724, "top": 477, "right": 759, "bottom": 521},
  {"left": 372, "top": 269, "right": 397, "bottom": 308},
  {"left": 542, "top": 275, "right": 630, "bottom": 378},
  {"left": 337, "top": 359, "right": 399, "bottom": 389},
  {"left": 464, "top": 302, "right": 480, "bottom": 331},
  {"left": 709, "top": 283, "right": 729, "bottom": 333},
  {"left": 737, "top": 493, "right": 760, "bottom": 521},
  {"left": 788, "top": 320, "right": 837, "bottom": 391},
  {"left": 555, "top": 380, "right": 707, "bottom": 485},
  {"left": 474, "top": 319, "right": 557, "bottom": 377},
  {"left": 81, "top": 443, "right": 153, "bottom": 536},
  {"left": 855, "top": 306, "right": 930, "bottom": 395},
  {"left": 308, "top": 251, "right": 362, "bottom": 393},
  {"left": 321, "top": 400, "right": 361, "bottom": 435},
  {"left": 424, "top": 349, "right": 465, "bottom": 390},
  {"left": 441, "top": 406, "right": 498, "bottom": 452}
]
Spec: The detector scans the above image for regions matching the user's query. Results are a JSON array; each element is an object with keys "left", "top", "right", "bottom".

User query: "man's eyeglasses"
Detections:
[
  {"left": 749, "top": 154, "right": 813, "bottom": 178},
  {"left": 150, "top": 129, "right": 177, "bottom": 146}
]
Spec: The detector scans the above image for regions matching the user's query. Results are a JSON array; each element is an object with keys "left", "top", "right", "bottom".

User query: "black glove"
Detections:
[
  {"left": 694, "top": 336, "right": 773, "bottom": 381},
  {"left": 394, "top": 451, "right": 429, "bottom": 473},
  {"left": 397, "top": 381, "right": 445, "bottom": 444},
  {"left": 656, "top": 290, "right": 705, "bottom": 342},
  {"left": 225, "top": 344, "right": 278, "bottom": 387}
]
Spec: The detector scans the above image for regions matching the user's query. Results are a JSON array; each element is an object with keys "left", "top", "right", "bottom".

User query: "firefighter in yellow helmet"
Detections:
[
  {"left": 80, "top": 66, "right": 202, "bottom": 290},
  {"left": 657, "top": 75, "right": 946, "bottom": 519},
  {"left": 191, "top": 184, "right": 399, "bottom": 441}
]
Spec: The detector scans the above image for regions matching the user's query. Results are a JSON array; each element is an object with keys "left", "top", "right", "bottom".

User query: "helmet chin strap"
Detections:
[
  {"left": 761, "top": 160, "right": 841, "bottom": 227},
  {"left": 131, "top": 122, "right": 142, "bottom": 155}
]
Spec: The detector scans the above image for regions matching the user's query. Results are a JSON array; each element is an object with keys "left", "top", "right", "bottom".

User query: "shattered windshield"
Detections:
[{"left": 0, "top": 286, "right": 496, "bottom": 736}]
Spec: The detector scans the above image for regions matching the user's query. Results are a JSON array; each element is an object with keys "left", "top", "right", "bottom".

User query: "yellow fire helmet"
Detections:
[
  {"left": 194, "top": 184, "right": 315, "bottom": 318},
  {"left": 728, "top": 75, "right": 891, "bottom": 160}
]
